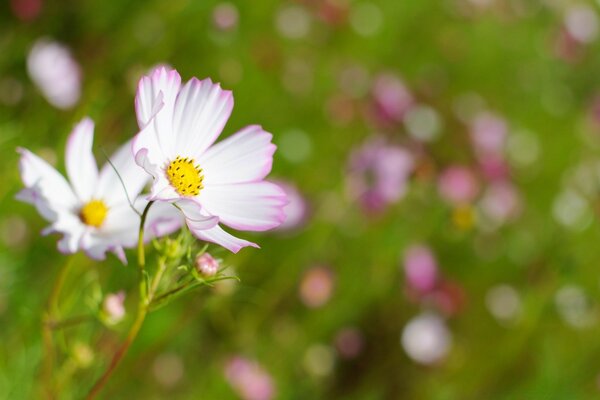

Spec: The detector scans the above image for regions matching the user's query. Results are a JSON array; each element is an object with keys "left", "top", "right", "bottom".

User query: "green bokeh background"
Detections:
[{"left": 2, "top": 0, "right": 600, "bottom": 399}]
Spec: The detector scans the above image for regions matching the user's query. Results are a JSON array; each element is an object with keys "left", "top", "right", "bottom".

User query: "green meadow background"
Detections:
[{"left": 2, "top": 0, "right": 600, "bottom": 398}]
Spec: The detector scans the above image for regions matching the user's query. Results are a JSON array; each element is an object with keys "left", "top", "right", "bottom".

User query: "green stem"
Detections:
[
  {"left": 42, "top": 256, "right": 74, "bottom": 399},
  {"left": 137, "top": 201, "right": 154, "bottom": 269},
  {"left": 86, "top": 201, "right": 156, "bottom": 399}
]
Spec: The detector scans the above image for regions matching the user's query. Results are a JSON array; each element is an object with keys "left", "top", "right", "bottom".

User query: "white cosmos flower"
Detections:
[
  {"left": 132, "top": 67, "right": 287, "bottom": 253},
  {"left": 17, "top": 117, "right": 181, "bottom": 263}
]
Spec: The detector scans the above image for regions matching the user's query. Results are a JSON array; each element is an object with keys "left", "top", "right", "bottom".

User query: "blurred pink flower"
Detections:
[
  {"left": 316, "top": 0, "right": 349, "bottom": 26},
  {"left": 274, "top": 181, "right": 309, "bottom": 231},
  {"left": 27, "top": 38, "right": 81, "bottom": 109},
  {"left": 437, "top": 166, "right": 479, "bottom": 205},
  {"left": 479, "top": 156, "right": 510, "bottom": 181},
  {"left": 370, "top": 73, "right": 413, "bottom": 125},
  {"left": 102, "top": 291, "right": 125, "bottom": 324},
  {"left": 225, "top": 357, "right": 275, "bottom": 400},
  {"left": 480, "top": 181, "right": 521, "bottom": 224},
  {"left": 334, "top": 327, "right": 364, "bottom": 359},
  {"left": 403, "top": 244, "right": 438, "bottom": 294},
  {"left": 299, "top": 266, "right": 334, "bottom": 308},
  {"left": 213, "top": 3, "right": 239, "bottom": 31},
  {"left": 195, "top": 252, "right": 219, "bottom": 277},
  {"left": 348, "top": 138, "right": 414, "bottom": 212},
  {"left": 427, "top": 280, "right": 466, "bottom": 317},
  {"left": 10, "top": 0, "right": 42, "bottom": 21},
  {"left": 470, "top": 112, "right": 507, "bottom": 158}
]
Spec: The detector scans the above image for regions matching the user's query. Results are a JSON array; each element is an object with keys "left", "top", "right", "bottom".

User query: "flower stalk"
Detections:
[{"left": 86, "top": 201, "right": 157, "bottom": 399}]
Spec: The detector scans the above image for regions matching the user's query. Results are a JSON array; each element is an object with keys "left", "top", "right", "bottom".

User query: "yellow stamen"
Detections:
[
  {"left": 166, "top": 156, "right": 204, "bottom": 197},
  {"left": 80, "top": 200, "right": 109, "bottom": 228}
]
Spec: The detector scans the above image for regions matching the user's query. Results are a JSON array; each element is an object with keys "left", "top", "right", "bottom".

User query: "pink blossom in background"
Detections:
[
  {"left": 102, "top": 291, "right": 126, "bottom": 324},
  {"left": 334, "top": 327, "right": 364, "bottom": 359},
  {"left": 470, "top": 112, "right": 507, "bottom": 158},
  {"left": 213, "top": 3, "right": 239, "bottom": 31},
  {"left": 437, "top": 166, "right": 479, "bottom": 205},
  {"left": 480, "top": 181, "right": 521, "bottom": 224},
  {"left": 403, "top": 244, "right": 438, "bottom": 294},
  {"left": 27, "top": 38, "right": 81, "bottom": 109},
  {"left": 427, "top": 280, "right": 466, "bottom": 317},
  {"left": 316, "top": 0, "right": 349, "bottom": 26},
  {"left": 225, "top": 357, "right": 275, "bottom": 400},
  {"left": 370, "top": 73, "right": 413, "bottom": 125},
  {"left": 479, "top": 156, "right": 510, "bottom": 182},
  {"left": 10, "top": 0, "right": 42, "bottom": 21},
  {"left": 348, "top": 139, "right": 414, "bottom": 212},
  {"left": 299, "top": 266, "right": 334, "bottom": 308},
  {"left": 274, "top": 181, "right": 309, "bottom": 231}
]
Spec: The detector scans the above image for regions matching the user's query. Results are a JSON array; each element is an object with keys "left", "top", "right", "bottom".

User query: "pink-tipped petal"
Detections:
[
  {"left": 191, "top": 223, "right": 259, "bottom": 253},
  {"left": 97, "top": 139, "right": 150, "bottom": 207},
  {"left": 65, "top": 117, "right": 99, "bottom": 201},
  {"left": 199, "top": 181, "right": 287, "bottom": 231},
  {"left": 176, "top": 198, "right": 220, "bottom": 231},
  {"left": 199, "top": 125, "right": 276, "bottom": 185},
  {"left": 144, "top": 200, "right": 184, "bottom": 238},
  {"left": 172, "top": 77, "right": 234, "bottom": 158},
  {"left": 135, "top": 67, "right": 181, "bottom": 157}
]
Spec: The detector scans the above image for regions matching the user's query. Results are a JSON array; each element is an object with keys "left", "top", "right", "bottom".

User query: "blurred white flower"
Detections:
[
  {"left": 401, "top": 312, "right": 452, "bottom": 365},
  {"left": 17, "top": 118, "right": 181, "bottom": 262},
  {"left": 27, "top": 38, "right": 81, "bottom": 109},
  {"left": 485, "top": 284, "right": 521, "bottom": 324},
  {"left": 565, "top": 5, "right": 599, "bottom": 44}
]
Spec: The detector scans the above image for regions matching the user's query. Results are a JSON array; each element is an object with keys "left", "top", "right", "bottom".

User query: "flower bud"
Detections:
[{"left": 195, "top": 253, "right": 219, "bottom": 277}]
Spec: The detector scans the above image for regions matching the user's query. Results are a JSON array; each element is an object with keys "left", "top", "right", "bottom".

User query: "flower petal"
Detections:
[
  {"left": 144, "top": 201, "right": 184, "bottom": 238},
  {"left": 199, "top": 181, "right": 287, "bottom": 231},
  {"left": 191, "top": 224, "right": 258, "bottom": 253},
  {"left": 199, "top": 125, "right": 276, "bottom": 185},
  {"left": 135, "top": 67, "right": 181, "bottom": 157},
  {"left": 55, "top": 214, "right": 86, "bottom": 254},
  {"left": 133, "top": 148, "right": 179, "bottom": 202},
  {"left": 96, "top": 139, "right": 149, "bottom": 207},
  {"left": 172, "top": 77, "right": 233, "bottom": 158},
  {"left": 65, "top": 117, "right": 99, "bottom": 201},
  {"left": 176, "top": 198, "right": 219, "bottom": 231},
  {"left": 17, "top": 147, "right": 78, "bottom": 214}
]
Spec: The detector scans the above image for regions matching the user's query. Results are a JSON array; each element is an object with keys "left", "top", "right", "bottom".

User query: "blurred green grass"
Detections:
[{"left": 3, "top": 0, "right": 600, "bottom": 399}]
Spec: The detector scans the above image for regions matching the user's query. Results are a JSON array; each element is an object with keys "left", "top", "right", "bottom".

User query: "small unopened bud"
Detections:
[
  {"left": 195, "top": 253, "right": 219, "bottom": 277},
  {"left": 102, "top": 291, "right": 125, "bottom": 324}
]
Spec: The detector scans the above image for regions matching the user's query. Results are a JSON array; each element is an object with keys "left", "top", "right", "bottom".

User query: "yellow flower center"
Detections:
[
  {"left": 80, "top": 199, "right": 109, "bottom": 228},
  {"left": 166, "top": 156, "right": 204, "bottom": 196}
]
